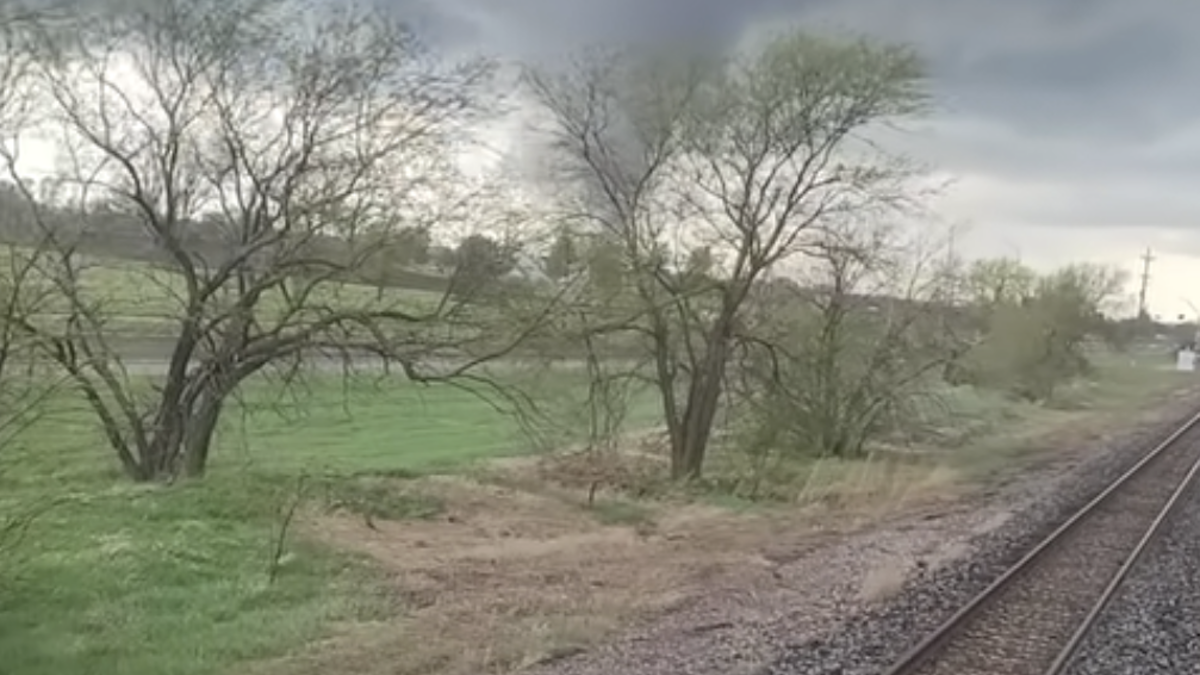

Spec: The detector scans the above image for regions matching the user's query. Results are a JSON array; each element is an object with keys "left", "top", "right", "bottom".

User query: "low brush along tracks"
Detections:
[{"left": 879, "top": 410, "right": 1200, "bottom": 675}]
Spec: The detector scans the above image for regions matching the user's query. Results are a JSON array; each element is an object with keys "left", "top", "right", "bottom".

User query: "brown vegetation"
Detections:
[{"left": 243, "top": 375, "right": 1193, "bottom": 675}]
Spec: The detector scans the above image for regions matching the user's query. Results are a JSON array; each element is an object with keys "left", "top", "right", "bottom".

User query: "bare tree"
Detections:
[
  {"left": 2, "top": 0, "right": 551, "bottom": 481},
  {"left": 0, "top": 3, "right": 66, "bottom": 451},
  {"left": 963, "top": 257, "right": 1038, "bottom": 310},
  {"left": 730, "top": 222, "right": 963, "bottom": 477},
  {"left": 0, "top": 2, "right": 76, "bottom": 554},
  {"left": 526, "top": 32, "right": 930, "bottom": 479}
]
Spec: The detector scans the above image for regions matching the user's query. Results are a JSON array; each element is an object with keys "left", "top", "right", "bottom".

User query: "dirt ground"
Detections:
[{"left": 242, "top": 385, "right": 1199, "bottom": 675}]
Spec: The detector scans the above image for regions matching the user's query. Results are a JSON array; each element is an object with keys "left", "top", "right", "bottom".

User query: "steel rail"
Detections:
[
  {"left": 1040, "top": 429, "right": 1200, "bottom": 674},
  {"left": 878, "top": 408, "right": 1200, "bottom": 675}
]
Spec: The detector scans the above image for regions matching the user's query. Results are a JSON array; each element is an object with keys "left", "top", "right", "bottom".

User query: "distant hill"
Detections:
[{"left": 0, "top": 187, "right": 452, "bottom": 294}]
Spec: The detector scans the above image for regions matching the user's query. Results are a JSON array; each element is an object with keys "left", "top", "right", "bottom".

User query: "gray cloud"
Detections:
[
  {"left": 379, "top": 0, "right": 1200, "bottom": 257},
  {"left": 371, "top": 0, "right": 1200, "bottom": 313},
  {"left": 383, "top": 0, "right": 1198, "bottom": 135}
]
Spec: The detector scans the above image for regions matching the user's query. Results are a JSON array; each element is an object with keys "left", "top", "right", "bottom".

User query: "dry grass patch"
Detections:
[
  {"left": 948, "top": 378, "right": 1200, "bottom": 484},
  {"left": 241, "top": 468, "right": 824, "bottom": 675},
  {"left": 242, "top": 448, "right": 973, "bottom": 675},
  {"left": 786, "top": 454, "right": 965, "bottom": 511}
]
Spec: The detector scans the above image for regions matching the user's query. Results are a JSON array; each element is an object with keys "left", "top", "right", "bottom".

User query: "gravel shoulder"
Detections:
[{"left": 530, "top": 389, "right": 1200, "bottom": 675}]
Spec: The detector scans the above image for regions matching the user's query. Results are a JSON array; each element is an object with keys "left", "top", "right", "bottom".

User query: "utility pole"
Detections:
[{"left": 1137, "top": 248, "right": 1155, "bottom": 320}]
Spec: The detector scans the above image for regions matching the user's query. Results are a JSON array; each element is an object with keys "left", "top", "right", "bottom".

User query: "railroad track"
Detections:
[{"left": 879, "top": 410, "right": 1200, "bottom": 675}]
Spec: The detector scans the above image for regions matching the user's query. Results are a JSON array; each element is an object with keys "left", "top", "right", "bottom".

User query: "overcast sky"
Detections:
[{"left": 384, "top": 0, "right": 1200, "bottom": 319}]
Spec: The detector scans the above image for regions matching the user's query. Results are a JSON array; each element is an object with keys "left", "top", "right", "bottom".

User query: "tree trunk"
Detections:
[
  {"left": 181, "top": 389, "right": 225, "bottom": 479},
  {"left": 143, "top": 320, "right": 202, "bottom": 479},
  {"left": 670, "top": 377, "right": 722, "bottom": 480},
  {"left": 668, "top": 318, "right": 734, "bottom": 480},
  {"left": 146, "top": 420, "right": 185, "bottom": 480}
]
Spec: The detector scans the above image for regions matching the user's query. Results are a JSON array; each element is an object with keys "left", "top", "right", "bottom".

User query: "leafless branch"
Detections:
[
  {"left": 0, "top": 0, "right": 554, "bottom": 482},
  {"left": 526, "top": 32, "right": 930, "bottom": 478}
]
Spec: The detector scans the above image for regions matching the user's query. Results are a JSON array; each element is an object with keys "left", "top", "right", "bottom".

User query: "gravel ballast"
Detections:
[
  {"left": 1062, "top": 455, "right": 1200, "bottom": 675},
  {"left": 530, "top": 396, "right": 1200, "bottom": 675},
  {"left": 763, "top": 405, "right": 1200, "bottom": 675}
]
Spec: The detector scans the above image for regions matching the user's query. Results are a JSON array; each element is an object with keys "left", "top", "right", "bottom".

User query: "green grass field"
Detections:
[{"left": 7, "top": 251, "right": 453, "bottom": 338}]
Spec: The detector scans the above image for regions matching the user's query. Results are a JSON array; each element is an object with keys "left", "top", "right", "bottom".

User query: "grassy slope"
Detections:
[
  {"left": 0, "top": 477, "right": 388, "bottom": 675},
  {"left": 0, "top": 372, "right": 660, "bottom": 675},
  {"left": 940, "top": 350, "right": 1193, "bottom": 480}
]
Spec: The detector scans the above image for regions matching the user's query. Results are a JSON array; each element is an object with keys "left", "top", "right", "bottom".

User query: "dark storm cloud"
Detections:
[
  {"left": 385, "top": 0, "right": 1199, "bottom": 141},
  {"left": 383, "top": 0, "right": 1196, "bottom": 130},
  {"left": 379, "top": 0, "right": 1200, "bottom": 236}
]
